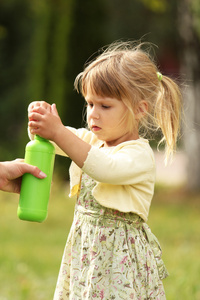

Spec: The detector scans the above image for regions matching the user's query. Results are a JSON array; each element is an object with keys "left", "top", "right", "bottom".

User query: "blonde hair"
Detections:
[{"left": 74, "top": 41, "right": 182, "bottom": 163}]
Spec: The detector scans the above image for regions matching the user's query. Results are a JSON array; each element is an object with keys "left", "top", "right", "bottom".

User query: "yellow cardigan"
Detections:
[{"left": 53, "top": 127, "right": 156, "bottom": 222}]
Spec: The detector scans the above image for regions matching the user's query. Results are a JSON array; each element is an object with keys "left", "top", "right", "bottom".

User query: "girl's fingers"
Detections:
[
  {"left": 28, "top": 120, "right": 39, "bottom": 128},
  {"left": 28, "top": 101, "right": 43, "bottom": 113},
  {"left": 31, "top": 106, "right": 48, "bottom": 115},
  {"left": 51, "top": 103, "right": 59, "bottom": 116},
  {"left": 39, "top": 101, "right": 51, "bottom": 111},
  {"left": 28, "top": 101, "right": 51, "bottom": 113},
  {"left": 28, "top": 101, "right": 37, "bottom": 112},
  {"left": 28, "top": 111, "right": 43, "bottom": 121},
  {"left": 29, "top": 127, "right": 40, "bottom": 135}
]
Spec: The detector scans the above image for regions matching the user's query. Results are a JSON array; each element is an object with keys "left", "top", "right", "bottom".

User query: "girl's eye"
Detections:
[
  {"left": 87, "top": 103, "right": 93, "bottom": 108},
  {"left": 102, "top": 105, "right": 110, "bottom": 109}
]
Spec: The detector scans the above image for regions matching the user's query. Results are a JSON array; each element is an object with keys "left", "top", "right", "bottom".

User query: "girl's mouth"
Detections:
[{"left": 91, "top": 125, "right": 101, "bottom": 131}]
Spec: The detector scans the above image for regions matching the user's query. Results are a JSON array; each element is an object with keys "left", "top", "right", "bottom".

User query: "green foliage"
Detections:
[
  {"left": 0, "top": 0, "right": 35, "bottom": 159},
  {"left": 0, "top": 0, "right": 109, "bottom": 163},
  {"left": 0, "top": 180, "right": 200, "bottom": 299},
  {"left": 191, "top": 0, "right": 200, "bottom": 38},
  {"left": 139, "top": 0, "right": 168, "bottom": 13},
  {"left": 27, "top": 1, "right": 52, "bottom": 101},
  {"left": 27, "top": 0, "right": 75, "bottom": 115},
  {"left": 61, "top": 0, "right": 109, "bottom": 129}
]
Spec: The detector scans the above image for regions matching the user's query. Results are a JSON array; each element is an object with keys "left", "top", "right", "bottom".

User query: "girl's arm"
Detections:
[
  {"left": 53, "top": 125, "right": 91, "bottom": 168},
  {"left": 28, "top": 102, "right": 155, "bottom": 186},
  {"left": 28, "top": 102, "right": 91, "bottom": 168}
]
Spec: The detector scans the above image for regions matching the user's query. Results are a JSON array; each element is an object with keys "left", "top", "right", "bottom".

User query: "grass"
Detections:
[
  {"left": 0, "top": 177, "right": 200, "bottom": 299},
  {"left": 149, "top": 186, "right": 200, "bottom": 300},
  {"left": 0, "top": 176, "right": 74, "bottom": 300}
]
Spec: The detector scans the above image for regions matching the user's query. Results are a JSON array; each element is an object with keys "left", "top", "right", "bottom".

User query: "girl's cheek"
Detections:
[{"left": 86, "top": 112, "right": 90, "bottom": 123}]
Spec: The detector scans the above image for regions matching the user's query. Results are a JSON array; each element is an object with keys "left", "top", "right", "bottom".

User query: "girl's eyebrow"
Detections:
[{"left": 85, "top": 96, "right": 115, "bottom": 103}]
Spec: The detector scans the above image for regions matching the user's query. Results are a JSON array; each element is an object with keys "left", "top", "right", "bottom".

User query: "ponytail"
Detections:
[{"left": 154, "top": 76, "right": 182, "bottom": 164}]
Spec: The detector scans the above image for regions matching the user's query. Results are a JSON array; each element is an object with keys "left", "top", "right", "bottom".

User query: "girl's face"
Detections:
[{"left": 85, "top": 92, "right": 139, "bottom": 147}]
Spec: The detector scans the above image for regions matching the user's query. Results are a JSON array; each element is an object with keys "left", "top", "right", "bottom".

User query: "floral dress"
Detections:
[{"left": 54, "top": 173, "right": 168, "bottom": 300}]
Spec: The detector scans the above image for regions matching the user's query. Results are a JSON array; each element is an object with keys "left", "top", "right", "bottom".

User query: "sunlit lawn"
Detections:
[
  {"left": 149, "top": 186, "right": 200, "bottom": 300},
  {"left": 0, "top": 177, "right": 200, "bottom": 300}
]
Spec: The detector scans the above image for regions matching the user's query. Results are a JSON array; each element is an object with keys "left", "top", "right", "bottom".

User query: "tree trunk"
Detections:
[{"left": 178, "top": 0, "right": 200, "bottom": 191}]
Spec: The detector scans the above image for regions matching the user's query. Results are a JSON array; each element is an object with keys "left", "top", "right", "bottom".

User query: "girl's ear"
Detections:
[{"left": 135, "top": 101, "right": 148, "bottom": 120}]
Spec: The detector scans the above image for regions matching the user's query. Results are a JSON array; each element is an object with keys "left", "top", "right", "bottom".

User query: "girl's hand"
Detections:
[
  {"left": 28, "top": 101, "right": 91, "bottom": 169},
  {"left": 28, "top": 101, "right": 51, "bottom": 114},
  {"left": 28, "top": 101, "right": 64, "bottom": 141}
]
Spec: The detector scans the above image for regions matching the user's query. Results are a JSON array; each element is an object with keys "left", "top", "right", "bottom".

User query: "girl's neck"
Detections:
[{"left": 104, "top": 131, "right": 139, "bottom": 147}]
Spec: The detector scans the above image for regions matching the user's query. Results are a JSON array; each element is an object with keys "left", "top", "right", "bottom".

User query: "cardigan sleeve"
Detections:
[
  {"left": 28, "top": 127, "right": 99, "bottom": 157},
  {"left": 82, "top": 142, "right": 155, "bottom": 185}
]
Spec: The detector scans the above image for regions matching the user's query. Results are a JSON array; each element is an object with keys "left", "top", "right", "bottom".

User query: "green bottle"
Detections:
[{"left": 18, "top": 135, "right": 55, "bottom": 222}]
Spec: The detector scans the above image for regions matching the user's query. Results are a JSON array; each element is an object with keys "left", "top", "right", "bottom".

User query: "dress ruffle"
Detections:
[{"left": 141, "top": 223, "right": 169, "bottom": 280}]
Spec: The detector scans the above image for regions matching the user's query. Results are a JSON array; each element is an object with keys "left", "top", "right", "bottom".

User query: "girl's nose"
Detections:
[{"left": 90, "top": 107, "right": 99, "bottom": 119}]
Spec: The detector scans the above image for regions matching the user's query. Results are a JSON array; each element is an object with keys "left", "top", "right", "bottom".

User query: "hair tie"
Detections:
[{"left": 156, "top": 72, "right": 163, "bottom": 81}]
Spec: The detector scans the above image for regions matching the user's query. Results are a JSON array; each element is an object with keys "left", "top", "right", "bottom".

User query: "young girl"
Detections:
[{"left": 28, "top": 42, "right": 182, "bottom": 299}]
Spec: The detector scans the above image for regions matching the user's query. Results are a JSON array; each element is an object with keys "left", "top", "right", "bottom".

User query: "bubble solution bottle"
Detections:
[{"left": 18, "top": 135, "right": 55, "bottom": 222}]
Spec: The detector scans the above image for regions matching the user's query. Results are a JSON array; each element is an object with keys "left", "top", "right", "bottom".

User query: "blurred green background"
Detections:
[
  {"left": 0, "top": 0, "right": 181, "bottom": 165},
  {"left": 0, "top": 0, "right": 200, "bottom": 299}
]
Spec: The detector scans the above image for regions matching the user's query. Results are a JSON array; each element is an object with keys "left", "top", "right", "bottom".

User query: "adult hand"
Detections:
[{"left": 0, "top": 159, "right": 46, "bottom": 193}]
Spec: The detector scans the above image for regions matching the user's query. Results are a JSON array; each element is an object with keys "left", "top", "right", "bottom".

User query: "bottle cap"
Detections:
[{"left": 35, "top": 135, "right": 48, "bottom": 142}]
